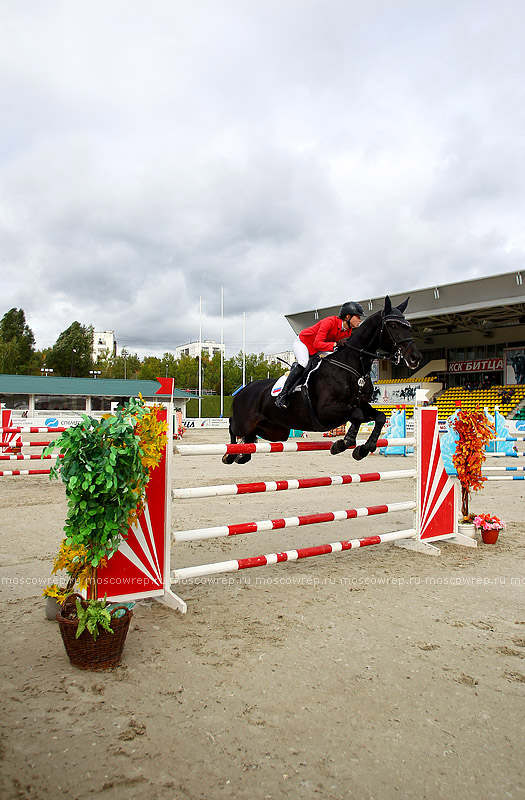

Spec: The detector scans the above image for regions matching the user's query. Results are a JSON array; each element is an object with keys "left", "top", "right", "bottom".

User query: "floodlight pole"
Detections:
[{"left": 220, "top": 286, "right": 224, "bottom": 417}]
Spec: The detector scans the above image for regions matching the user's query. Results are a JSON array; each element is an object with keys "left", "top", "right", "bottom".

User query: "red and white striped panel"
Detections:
[
  {"left": 172, "top": 529, "right": 417, "bottom": 581},
  {"left": 0, "top": 426, "right": 67, "bottom": 434},
  {"left": 7, "top": 440, "right": 54, "bottom": 448},
  {"left": 0, "top": 411, "right": 22, "bottom": 453},
  {"left": 172, "top": 469, "right": 416, "bottom": 499},
  {"left": 0, "top": 469, "right": 51, "bottom": 477},
  {"left": 173, "top": 500, "right": 416, "bottom": 542},
  {"left": 175, "top": 437, "right": 414, "bottom": 456},
  {"left": 418, "top": 407, "right": 456, "bottom": 541},
  {"left": 0, "top": 454, "right": 59, "bottom": 461}
]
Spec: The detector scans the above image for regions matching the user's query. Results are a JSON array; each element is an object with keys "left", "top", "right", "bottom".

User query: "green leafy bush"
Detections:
[{"left": 46, "top": 397, "right": 151, "bottom": 571}]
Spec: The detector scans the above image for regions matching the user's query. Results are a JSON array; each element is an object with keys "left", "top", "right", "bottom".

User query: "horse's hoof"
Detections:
[
  {"left": 330, "top": 439, "right": 347, "bottom": 455},
  {"left": 222, "top": 454, "right": 236, "bottom": 465},
  {"left": 352, "top": 445, "right": 367, "bottom": 461},
  {"left": 235, "top": 453, "right": 252, "bottom": 465}
]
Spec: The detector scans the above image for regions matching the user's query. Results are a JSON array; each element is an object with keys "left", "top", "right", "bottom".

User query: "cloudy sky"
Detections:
[{"left": 1, "top": 0, "right": 524, "bottom": 358}]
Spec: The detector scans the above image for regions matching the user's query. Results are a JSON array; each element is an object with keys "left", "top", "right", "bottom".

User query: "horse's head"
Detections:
[{"left": 380, "top": 296, "right": 421, "bottom": 369}]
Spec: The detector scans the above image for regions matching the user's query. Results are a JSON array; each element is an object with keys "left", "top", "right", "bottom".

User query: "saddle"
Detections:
[{"left": 300, "top": 356, "right": 325, "bottom": 427}]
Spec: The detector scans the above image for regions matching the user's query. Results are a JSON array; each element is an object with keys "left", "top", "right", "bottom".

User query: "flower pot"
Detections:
[
  {"left": 457, "top": 522, "right": 476, "bottom": 538},
  {"left": 45, "top": 596, "right": 62, "bottom": 621},
  {"left": 56, "top": 593, "right": 133, "bottom": 671},
  {"left": 481, "top": 528, "right": 499, "bottom": 544}
]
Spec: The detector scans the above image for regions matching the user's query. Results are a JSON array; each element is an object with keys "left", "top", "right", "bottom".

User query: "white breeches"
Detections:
[{"left": 293, "top": 337, "right": 330, "bottom": 367}]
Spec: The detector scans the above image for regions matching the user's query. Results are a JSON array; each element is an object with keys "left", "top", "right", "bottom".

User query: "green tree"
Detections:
[
  {"left": 221, "top": 351, "right": 285, "bottom": 394},
  {"left": 139, "top": 356, "right": 163, "bottom": 380},
  {"left": 0, "top": 308, "right": 36, "bottom": 374},
  {"left": 160, "top": 352, "right": 178, "bottom": 379},
  {"left": 92, "top": 352, "right": 113, "bottom": 379},
  {"left": 107, "top": 349, "right": 142, "bottom": 380},
  {"left": 29, "top": 349, "right": 47, "bottom": 375},
  {"left": 222, "top": 355, "right": 242, "bottom": 394},
  {"left": 46, "top": 322, "right": 94, "bottom": 377},
  {"left": 175, "top": 354, "right": 199, "bottom": 390}
]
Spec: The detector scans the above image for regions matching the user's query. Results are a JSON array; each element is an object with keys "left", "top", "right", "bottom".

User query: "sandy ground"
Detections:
[{"left": 1, "top": 426, "right": 524, "bottom": 800}]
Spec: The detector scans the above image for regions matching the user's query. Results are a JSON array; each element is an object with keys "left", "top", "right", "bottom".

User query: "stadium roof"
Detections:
[
  {"left": 0, "top": 375, "right": 197, "bottom": 399},
  {"left": 285, "top": 270, "right": 525, "bottom": 348}
]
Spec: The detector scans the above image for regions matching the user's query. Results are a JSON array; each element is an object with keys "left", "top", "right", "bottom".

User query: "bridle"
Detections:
[
  {"left": 378, "top": 313, "right": 415, "bottom": 366},
  {"left": 325, "top": 311, "right": 416, "bottom": 384}
]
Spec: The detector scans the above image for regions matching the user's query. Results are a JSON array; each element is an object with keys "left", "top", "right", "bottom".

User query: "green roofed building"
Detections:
[{"left": 0, "top": 374, "right": 198, "bottom": 420}]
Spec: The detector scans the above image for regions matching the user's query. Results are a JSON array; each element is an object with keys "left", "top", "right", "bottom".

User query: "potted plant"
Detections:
[
  {"left": 45, "top": 397, "right": 167, "bottom": 670},
  {"left": 452, "top": 407, "right": 495, "bottom": 534},
  {"left": 474, "top": 514, "right": 506, "bottom": 544}
]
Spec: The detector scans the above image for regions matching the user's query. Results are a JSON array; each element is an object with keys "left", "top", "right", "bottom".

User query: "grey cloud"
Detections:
[{"left": 1, "top": 1, "right": 524, "bottom": 357}]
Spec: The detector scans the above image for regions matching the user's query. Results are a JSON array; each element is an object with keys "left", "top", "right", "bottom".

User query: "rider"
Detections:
[{"left": 275, "top": 301, "right": 366, "bottom": 409}]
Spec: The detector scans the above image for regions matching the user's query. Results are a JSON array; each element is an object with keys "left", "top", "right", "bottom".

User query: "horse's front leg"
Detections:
[
  {"left": 352, "top": 404, "right": 386, "bottom": 461},
  {"left": 330, "top": 407, "right": 364, "bottom": 455},
  {"left": 222, "top": 419, "right": 240, "bottom": 464},
  {"left": 234, "top": 433, "right": 256, "bottom": 465}
]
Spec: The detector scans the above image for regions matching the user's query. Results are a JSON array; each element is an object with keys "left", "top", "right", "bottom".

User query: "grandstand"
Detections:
[
  {"left": 369, "top": 382, "right": 525, "bottom": 421},
  {"left": 431, "top": 384, "right": 525, "bottom": 420}
]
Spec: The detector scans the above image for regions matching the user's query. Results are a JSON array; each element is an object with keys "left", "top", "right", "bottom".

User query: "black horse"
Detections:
[{"left": 223, "top": 297, "right": 421, "bottom": 465}]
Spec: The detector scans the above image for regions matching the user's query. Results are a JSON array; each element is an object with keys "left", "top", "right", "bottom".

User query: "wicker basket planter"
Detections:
[{"left": 56, "top": 594, "right": 133, "bottom": 671}]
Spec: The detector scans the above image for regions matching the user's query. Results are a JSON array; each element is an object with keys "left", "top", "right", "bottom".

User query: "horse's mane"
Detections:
[
  {"left": 339, "top": 308, "right": 382, "bottom": 348},
  {"left": 339, "top": 300, "right": 408, "bottom": 349}
]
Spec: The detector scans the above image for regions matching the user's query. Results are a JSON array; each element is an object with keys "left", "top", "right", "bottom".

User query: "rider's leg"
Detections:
[
  {"left": 275, "top": 339, "right": 308, "bottom": 409},
  {"left": 275, "top": 362, "right": 305, "bottom": 408}
]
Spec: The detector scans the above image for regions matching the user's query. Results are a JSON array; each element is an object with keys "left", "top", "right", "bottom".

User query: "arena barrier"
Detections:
[
  {"left": 96, "top": 404, "right": 474, "bottom": 614},
  {"left": 481, "top": 434, "right": 525, "bottom": 480},
  {"left": 439, "top": 407, "right": 525, "bottom": 480},
  {"left": 0, "top": 410, "right": 65, "bottom": 476}
]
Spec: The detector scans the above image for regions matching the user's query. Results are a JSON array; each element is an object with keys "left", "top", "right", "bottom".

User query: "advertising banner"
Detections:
[
  {"left": 448, "top": 358, "right": 503, "bottom": 374},
  {"left": 504, "top": 347, "right": 525, "bottom": 384}
]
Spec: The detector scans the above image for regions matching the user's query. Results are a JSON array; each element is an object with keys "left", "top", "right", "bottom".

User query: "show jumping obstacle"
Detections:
[
  {"left": 95, "top": 401, "right": 473, "bottom": 614},
  {"left": 1, "top": 394, "right": 475, "bottom": 615}
]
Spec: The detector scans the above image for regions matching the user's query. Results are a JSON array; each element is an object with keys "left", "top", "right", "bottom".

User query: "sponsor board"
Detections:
[{"left": 182, "top": 418, "right": 230, "bottom": 429}]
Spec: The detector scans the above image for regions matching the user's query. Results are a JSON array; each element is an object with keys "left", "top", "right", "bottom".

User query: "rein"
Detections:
[{"left": 324, "top": 358, "right": 367, "bottom": 387}]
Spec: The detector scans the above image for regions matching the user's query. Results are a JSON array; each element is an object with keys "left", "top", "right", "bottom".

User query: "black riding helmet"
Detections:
[{"left": 339, "top": 301, "right": 366, "bottom": 319}]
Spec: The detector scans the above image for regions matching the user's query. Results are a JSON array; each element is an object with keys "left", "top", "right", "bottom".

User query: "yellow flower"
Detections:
[{"left": 43, "top": 583, "right": 68, "bottom": 600}]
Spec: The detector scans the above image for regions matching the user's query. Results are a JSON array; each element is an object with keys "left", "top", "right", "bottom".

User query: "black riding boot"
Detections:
[{"left": 275, "top": 363, "right": 305, "bottom": 409}]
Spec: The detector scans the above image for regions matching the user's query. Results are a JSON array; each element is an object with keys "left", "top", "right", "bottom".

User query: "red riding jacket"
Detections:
[{"left": 299, "top": 315, "right": 353, "bottom": 355}]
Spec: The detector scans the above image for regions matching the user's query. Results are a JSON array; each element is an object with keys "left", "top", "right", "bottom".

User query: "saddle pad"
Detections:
[
  {"left": 270, "top": 374, "right": 287, "bottom": 396},
  {"left": 270, "top": 374, "right": 302, "bottom": 397}
]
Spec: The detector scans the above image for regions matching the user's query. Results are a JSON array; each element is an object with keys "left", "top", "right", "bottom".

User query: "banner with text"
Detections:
[{"left": 448, "top": 358, "right": 503, "bottom": 374}]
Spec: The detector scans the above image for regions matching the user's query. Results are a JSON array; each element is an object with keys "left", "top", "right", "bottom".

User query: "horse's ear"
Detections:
[
  {"left": 384, "top": 296, "right": 392, "bottom": 314},
  {"left": 396, "top": 297, "right": 409, "bottom": 314}
]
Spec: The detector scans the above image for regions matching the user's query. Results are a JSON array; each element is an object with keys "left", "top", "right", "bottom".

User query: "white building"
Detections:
[
  {"left": 93, "top": 331, "right": 116, "bottom": 361},
  {"left": 174, "top": 340, "right": 225, "bottom": 360},
  {"left": 265, "top": 350, "right": 295, "bottom": 367}
]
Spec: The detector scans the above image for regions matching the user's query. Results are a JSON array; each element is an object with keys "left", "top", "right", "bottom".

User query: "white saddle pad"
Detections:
[{"left": 271, "top": 374, "right": 302, "bottom": 398}]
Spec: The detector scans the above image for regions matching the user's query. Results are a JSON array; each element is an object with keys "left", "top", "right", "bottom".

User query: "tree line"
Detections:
[{"left": 0, "top": 308, "right": 287, "bottom": 394}]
